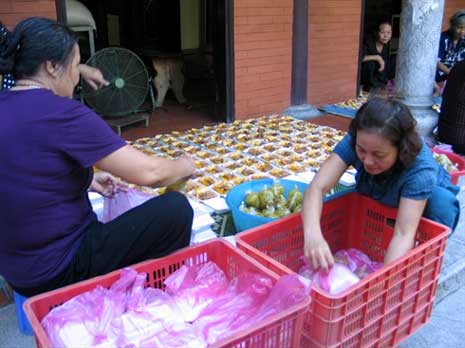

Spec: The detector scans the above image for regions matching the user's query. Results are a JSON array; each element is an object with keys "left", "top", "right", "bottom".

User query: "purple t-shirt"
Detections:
[{"left": 0, "top": 89, "right": 126, "bottom": 288}]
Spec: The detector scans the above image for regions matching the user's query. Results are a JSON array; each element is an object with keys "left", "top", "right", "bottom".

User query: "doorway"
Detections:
[
  {"left": 57, "top": 0, "right": 234, "bottom": 123},
  {"left": 358, "top": 0, "right": 401, "bottom": 92}
]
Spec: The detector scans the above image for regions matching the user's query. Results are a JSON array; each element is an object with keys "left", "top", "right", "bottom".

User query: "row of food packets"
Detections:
[{"left": 127, "top": 115, "right": 349, "bottom": 209}]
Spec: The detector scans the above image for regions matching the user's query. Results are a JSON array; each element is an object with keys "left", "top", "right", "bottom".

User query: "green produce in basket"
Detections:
[
  {"left": 244, "top": 191, "right": 261, "bottom": 209},
  {"left": 275, "top": 193, "right": 287, "bottom": 206},
  {"left": 271, "top": 182, "right": 284, "bottom": 197},
  {"left": 432, "top": 153, "right": 458, "bottom": 173},
  {"left": 240, "top": 182, "right": 302, "bottom": 218},
  {"left": 292, "top": 203, "right": 302, "bottom": 214},
  {"left": 287, "top": 185, "right": 304, "bottom": 210},
  {"left": 259, "top": 187, "right": 275, "bottom": 208}
]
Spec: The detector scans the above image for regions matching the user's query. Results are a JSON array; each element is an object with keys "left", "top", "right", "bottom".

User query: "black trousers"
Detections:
[
  {"left": 361, "top": 58, "right": 395, "bottom": 92},
  {"left": 452, "top": 143, "right": 465, "bottom": 155},
  {"left": 14, "top": 192, "right": 193, "bottom": 297}
]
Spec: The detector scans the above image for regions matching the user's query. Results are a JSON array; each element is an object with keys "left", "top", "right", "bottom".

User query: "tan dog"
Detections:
[{"left": 151, "top": 56, "right": 187, "bottom": 108}]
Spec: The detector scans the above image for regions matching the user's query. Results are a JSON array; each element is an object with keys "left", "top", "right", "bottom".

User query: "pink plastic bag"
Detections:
[
  {"left": 102, "top": 188, "right": 154, "bottom": 223},
  {"left": 164, "top": 261, "right": 229, "bottom": 322},
  {"left": 298, "top": 257, "right": 360, "bottom": 294},
  {"left": 433, "top": 144, "right": 454, "bottom": 153},
  {"left": 312, "top": 264, "right": 360, "bottom": 294},
  {"left": 193, "top": 272, "right": 274, "bottom": 344},
  {"left": 334, "top": 249, "right": 384, "bottom": 278},
  {"left": 42, "top": 285, "right": 127, "bottom": 347}
]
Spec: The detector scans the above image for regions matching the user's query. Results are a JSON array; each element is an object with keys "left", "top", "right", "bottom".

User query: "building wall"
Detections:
[
  {"left": 443, "top": 0, "right": 465, "bottom": 30},
  {"left": 233, "top": 0, "right": 293, "bottom": 120},
  {"left": 3, "top": 0, "right": 463, "bottom": 120},
  {"left": 307, "top": 0, "right": 362, "bottom": 106},
  {"left": 0, "top": 0, "right": 56, "bottom": 30}
]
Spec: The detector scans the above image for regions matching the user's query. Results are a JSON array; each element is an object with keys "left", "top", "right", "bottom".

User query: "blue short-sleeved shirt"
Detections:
[
  {"left": 333, "top": 134, "right": 457, "bottom": 207},
  {"left": 0, "top": 89, "right": 126, "bottom": 288}
]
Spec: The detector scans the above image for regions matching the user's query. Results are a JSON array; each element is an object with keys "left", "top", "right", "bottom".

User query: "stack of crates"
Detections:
[{"left": 236, "top": 192, "right": 449, "bottom": 348}]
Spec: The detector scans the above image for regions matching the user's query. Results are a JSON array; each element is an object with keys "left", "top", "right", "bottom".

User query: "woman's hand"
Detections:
[
  {"left": 301, "top": 153, "right": 347, "bottom": 271},
  {"left": 304, "top": 232, "right": 334, "bottom": 271},
  {"left": 90, "top": 171, "right": 122, "bottom": 197},
  {"left": 79, "top": 64, "right": 109, "bottom": 90},
  {"left": 376, "top": 55, "right": 385, "bottom": 72}
]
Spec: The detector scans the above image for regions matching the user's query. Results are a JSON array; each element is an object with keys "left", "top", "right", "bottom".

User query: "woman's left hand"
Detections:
[
  {"left": 79, "top": 64, "right": 109, "bottom": 90},
  {"left": 90, "top": 171, "right": 124, "bottom": 197}
]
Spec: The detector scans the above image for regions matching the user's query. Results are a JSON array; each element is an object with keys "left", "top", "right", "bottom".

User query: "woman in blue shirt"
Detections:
[
  {"left": 436, "top": 10, "right": 465, "bottom": 83},
  {"left": 302, "top": 97, "right": 460, "bottom": 271}
]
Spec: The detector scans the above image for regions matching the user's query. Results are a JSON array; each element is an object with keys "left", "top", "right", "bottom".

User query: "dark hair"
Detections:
[
  {"left": 0, "top": 17, "right": 77, "bottom": 79},
  {"left": 450, "top": 10, "right": 465, "bottom": 31},
  {"left": 0, "top": 20, "right": 10, "bottom": 52},
  {"left": 349, "top": 97, "right": 422, "bottom": 168},
  {"left": 377, "top": 21, "right": 392, "bottom": 32}
]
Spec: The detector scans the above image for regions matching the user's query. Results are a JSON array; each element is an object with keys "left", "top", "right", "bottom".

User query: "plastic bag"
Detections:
[
  {"left": 313, "top": 264, "right": 360, "bottom": 294},
  {"left": 42, "top": 286, "right": 126, "bottom": 347},
  {"left": 298, "top": 257, "right": 360, "bottom": 294},
  {"left": 193, "top": 272, "right": 274, "bottom": 344},
  {"left": 334, "top": 249, "right": 383, "bottom": 278},
  {"left": 164, "top": 261, "right": 229, "bottom": 322},
  {"left": 102, "top": 188, "right": 154, "bottom": 223}
]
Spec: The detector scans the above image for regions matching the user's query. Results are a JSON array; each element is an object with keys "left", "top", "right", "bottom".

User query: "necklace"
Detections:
[{"left": 14, "top": 83, "right": 46, "bottom": 90}]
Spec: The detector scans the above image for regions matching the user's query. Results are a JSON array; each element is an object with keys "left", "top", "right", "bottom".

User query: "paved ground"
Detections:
[{"left": 402, "top": 287, "right": 465, "bottom": 348}]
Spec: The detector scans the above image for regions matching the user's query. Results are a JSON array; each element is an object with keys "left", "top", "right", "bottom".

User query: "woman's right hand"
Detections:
[
  {"left": 304, "top": 232, "right": 335, "bottom": 271},
  {"left": 377, "top": 55, "right": 385, "bottom": 72}
]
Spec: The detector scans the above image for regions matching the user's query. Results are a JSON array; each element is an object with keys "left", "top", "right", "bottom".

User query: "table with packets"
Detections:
[{"left": 126, "top": 115, "right": 355, "bottom": 242}]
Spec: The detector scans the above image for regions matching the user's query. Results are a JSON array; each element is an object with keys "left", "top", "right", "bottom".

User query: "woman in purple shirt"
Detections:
[{"left": 0, "top": 17, "right": 196, "bottom": 297}]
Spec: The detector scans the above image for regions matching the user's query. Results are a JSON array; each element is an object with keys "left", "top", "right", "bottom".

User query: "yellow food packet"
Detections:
[{"left": 159, "top": 180, "right": 186, "bottom": 195}]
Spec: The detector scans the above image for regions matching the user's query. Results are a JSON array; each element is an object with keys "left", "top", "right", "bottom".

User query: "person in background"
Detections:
[
  {"left": 436, "top": 10, "right": 465, "bottom": 85},
  {"left": 0, "top": 17, "right": 196, "bottom": 297},
  {"left": 1, "top": 20, "right": 107, "bottom": 90},
  {"left": 438, "top": 60, "right": 465, "bottom": 154},
  {"left": 360, "top": 21, "right": 395, "bottom": 92},
  {"left": 302, "top": 97, "right": 460, "bottom": 271}
]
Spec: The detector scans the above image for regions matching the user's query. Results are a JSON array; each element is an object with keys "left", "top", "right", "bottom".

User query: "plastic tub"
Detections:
[{"left": 225, "top": 178, "right": 308, "bottom": 232}]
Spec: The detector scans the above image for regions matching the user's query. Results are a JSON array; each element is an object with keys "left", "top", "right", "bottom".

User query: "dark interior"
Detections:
[{"left": 75, "top": 0, "right": 229, "bottom": 122}]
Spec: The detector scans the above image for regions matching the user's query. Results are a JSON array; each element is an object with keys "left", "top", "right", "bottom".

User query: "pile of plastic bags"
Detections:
[
  {"left": 42, "top": 263, "right": 308, "bottom": 347},
  {"left": 298, "top": 248, "right": 383, "bottom": 295}
]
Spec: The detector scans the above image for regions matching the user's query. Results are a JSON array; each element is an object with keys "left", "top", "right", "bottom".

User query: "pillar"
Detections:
[
  {"left": 283, "top": 0, "right": 320, "bottom": 120},
  {"left": 395, "top": 0, "right": 444, "bottom": 137}
]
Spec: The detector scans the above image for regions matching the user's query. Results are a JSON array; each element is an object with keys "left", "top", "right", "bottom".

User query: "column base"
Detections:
[
  {"left": 405, "top": 104, "right": 439, "bottom": 139},
  {"left": 283, "top": 104, "right": 322, "bottom": 120}
]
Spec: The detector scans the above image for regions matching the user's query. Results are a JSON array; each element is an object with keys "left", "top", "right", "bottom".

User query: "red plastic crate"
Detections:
[
  {"left": 431, "top": 148, "right": 465, "bottom": 185},
  {"left": 236, "top": 192, "right": 449, "bottom": 348},
  {"left": 23, "top": 239, "right": 310, "bottom": 348}
]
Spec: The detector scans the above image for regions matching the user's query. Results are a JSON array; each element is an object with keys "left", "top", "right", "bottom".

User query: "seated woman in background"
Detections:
[
  {"left": 436, "top": 10, "right": 465, "bottom": 84},
  {"left": 360, "top": 21, "right": 395, "bottom": 92},
  {"left": 0, "top": 17, "right": 196, "bottom": 297},
  {"left": 302, "top": 98, "right": 460, "bottom": 271},
  {"left": 438, "top": 60, "right": 465, "bottom": 154}
]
